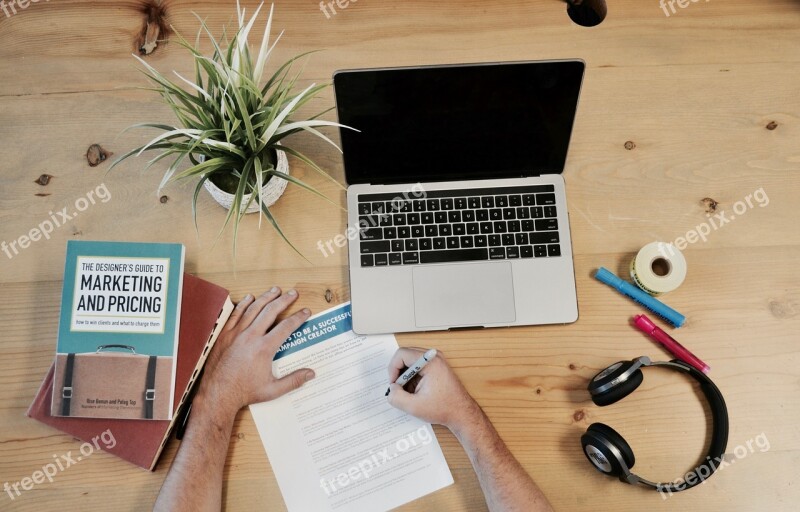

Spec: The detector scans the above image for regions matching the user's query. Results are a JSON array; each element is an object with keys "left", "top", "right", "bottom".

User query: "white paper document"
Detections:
[{"left": 250, "top": 302, "right": 453, "bottom": 511}]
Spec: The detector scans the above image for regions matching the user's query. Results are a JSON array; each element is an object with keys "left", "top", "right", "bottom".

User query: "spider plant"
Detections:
[{"left": 111, "top": 2, "right": 353, "bottom": 258}]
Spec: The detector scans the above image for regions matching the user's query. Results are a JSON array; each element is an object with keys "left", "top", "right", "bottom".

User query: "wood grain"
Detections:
[{"left": 1, "top": 0, "right": 799, "bottom": 511}]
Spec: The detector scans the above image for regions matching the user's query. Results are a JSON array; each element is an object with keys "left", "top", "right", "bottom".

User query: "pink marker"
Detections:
[{"left": 633, "top": 314, "right": 710, "bottom": 374}]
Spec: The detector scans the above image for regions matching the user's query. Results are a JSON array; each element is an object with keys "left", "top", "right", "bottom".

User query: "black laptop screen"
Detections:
[{"left": 333, "top": 60, "right": 585, "bottom": 185}]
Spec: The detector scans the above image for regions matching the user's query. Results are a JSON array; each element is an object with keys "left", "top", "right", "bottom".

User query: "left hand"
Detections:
[{"left": 199, "top": 287, "right": 316, "bottom": 413}]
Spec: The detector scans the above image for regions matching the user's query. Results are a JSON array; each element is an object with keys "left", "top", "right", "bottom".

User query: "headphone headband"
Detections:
[{"left": 582, "top": 357, "right": 729, "bottom": 493}]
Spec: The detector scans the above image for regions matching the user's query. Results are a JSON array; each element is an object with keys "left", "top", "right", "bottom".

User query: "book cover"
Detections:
[
  {"left": 50, "top": 240, "right": 185, "bottom": 420},
  {"left": 28, "top": 273, "right": 234, "bottom": 470}
]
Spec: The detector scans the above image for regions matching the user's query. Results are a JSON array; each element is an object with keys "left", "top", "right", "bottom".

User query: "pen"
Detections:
[
  {"left": 633, "top": 314, "right": 710, "bottom": 374},
  {"left": 594, "top": 267, "right": 686, "bottom": 328},
  {"left": 385, "top": 349, "right": 437, "bottom": 396}
]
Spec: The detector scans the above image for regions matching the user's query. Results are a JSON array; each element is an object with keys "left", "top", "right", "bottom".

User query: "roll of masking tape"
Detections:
[{"left": 629, "top": 242, "right": 687, "bottom": 296}]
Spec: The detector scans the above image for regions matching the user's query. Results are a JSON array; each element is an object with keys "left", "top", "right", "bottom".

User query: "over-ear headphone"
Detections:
[{"left": 580, "top": 356, "right": 729, "bottom": 492}]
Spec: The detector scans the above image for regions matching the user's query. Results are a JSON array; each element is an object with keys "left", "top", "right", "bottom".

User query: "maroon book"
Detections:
[{"left": 27, "top": 273, "right": 234, "bottom": 470}]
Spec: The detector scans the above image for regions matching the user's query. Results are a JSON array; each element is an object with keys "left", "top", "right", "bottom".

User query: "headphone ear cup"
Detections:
[
  {"left": 581, "top": 423, "right": 627, "bottom": 476},
  {"left": 587, "top": 423, "right": 635, "bottom": 469},
  {"left": 591, "top": 368, "right": 643, "bottom": 407}
]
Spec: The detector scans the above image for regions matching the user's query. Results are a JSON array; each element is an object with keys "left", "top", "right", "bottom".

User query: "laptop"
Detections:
[{"left": 333, "top": 60, "right": 584, "bottom": 334}]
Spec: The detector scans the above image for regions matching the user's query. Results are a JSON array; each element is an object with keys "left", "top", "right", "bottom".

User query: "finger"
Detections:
[
  {"left": 249, "top": 289, "right": 300, "bottom": 334},
  {"left": 270, "top": 368, "right": 316, "bottom": 397},
  {"left": 387, "top": 347, "right": 427, "bottom": 381},
  {"left": 263, "top": 308, "right": 311, "bottom": 353},
  {"left": 385, "top": 383, "right": 420, "bottom": 416},
  {"left": 239, "top": 287, "right": 282, "bottom": 330},
  {"left": 222, "top": 294, "right": 254, "bottom": 332}
]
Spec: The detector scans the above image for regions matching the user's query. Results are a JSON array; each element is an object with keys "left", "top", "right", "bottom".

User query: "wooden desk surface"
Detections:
[{"left": 1, "top": 0, "right": 798, "bottom": 510}]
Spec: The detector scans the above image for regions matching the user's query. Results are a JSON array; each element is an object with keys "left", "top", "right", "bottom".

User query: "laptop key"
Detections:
[
  {"left": 361, "top": 254, "right": 374, "bottom": 266},
  {"left": 529, "top": 232, "right": 559, "bottom": 244},
  {"left": 502, "top": 234, "right": 515, "bottom": 246},
  {"left": 384, "top": 227, "right": 397, "bottom": 239},
  {"left": 476, "top": 209, "right": 489, "bottom": 221},
  {"left": 480, "top": 222, "right": 493, "bottom": 234},
  {"left": 453, "top": 224, "right": 466, "bottom": 236},
  {"left": 358, "top": 203, "right": 371, "bottom": 215},
  {"left": 493, "top": 221, "right": 507, "bottom": 233},
  {"left": 455, "top": 197, "right": 468, "bottom": 209},
  {"left": 468, "top": 197, "right": 481, "bottom": 209},
  {"left": 420, "top": 248, "right": 488, "bottom": 264},
  {"left": 439, "top": 224, "right": 452, "bottom": 236},
  {"left": 435, "top": 212, "right": 448, "bottom": 223},
  {"left": 427, "top": 199, "right": 440, "bottom": 211},
  {"left": 393, "top": 213, "right": 406, "bottom": 225},
  {"left": 534, "top": 245, "right": 547, "bottom": 257},
  {"left": 391, "top": 240, "right": 404, "bottom": 252},
  {"left": 522, "top": 220, "right": 535, "bottom": 231},
  {"left": 433, "top": 237, "right": 446, "bottom": 250},
  {"left": 516, "top": 207, "right": 530, "bottom": 219},
  {"left": 447, "top": 237, "right": 460, "bottom": 249},
  {"left": 506, "top": 247, "right": 520, "bottom": 259},
  {"left": 413, "top": 199, "right": 426, "bottom": 212},
  {"left": 521, "top": 245, "right": 534, "bottom": 258},
  {"left": 379, "top": 214, "right": 392, "bottom": 227},
  {"left": 537, "top": 193, "right": 556, "bottom": 205},
  {"left": 411, "top": 226, "right": 424, "bottom": 238},
  {"left": 490, "top": 247, "right": 506, "bottom": 259},
  {"left": 389, "top": 253, "right": 402, "bottom": 265},
  {"left": 490, "top": 209, "right": 502, "bottom": 221},
  {"left": 360, "top": 228, "right": 383, "bottom": 240},
  {"left": 535, "top": 219, "right": 558, "bottom": 231},
  {"left": 448, "top": 211, "right": 462, "bottom": 223},
  {"left": 466, "top": 223, "right": 479, "bottom": 234},
  {"left": 515, "top": 233, "right": 528, "bottom": 245},
  {"left": 531, "top": 207, "right": 543, "bottom": 218},
  {"left": 398, "top": 227, "right": 411, "bottom": 238},
  {"left": 420, "top": 238, "right": 432, "bottom": 250},
  {"left": 405, "top": 239, "right": 419, "bottom": 251},
  {"left": 375, "top": 253, "right": 388, "bottom": 266},
  {"left": 509, "top": 195, "right": 522, "bottom": 206},
  {"left": 460, "top": 236, "right": 474, "bottom": 248},
  {"left": 441, "top": 198, "right": 454, "bottom": 210},
  {"left": 495, "top": 196, "right": 508, "bottom": 207},
  {"left": 482, "top": 196, "right": 495, "bottom": 208},
  {"left": 425, "top": 225, "right": 438, "bottom": 237},
  {"left": 421, "top": 212, "right": 434, "bottom": 224},
  {"left": 475, "top": 235, "right": 488, "bottom": 247},
  {"left": 522, "top": 194, "right": 536, "bottom": 206},
  {"left": 407, "top": 213, "right": 421, "bottom": 224},
  {"left": 544, "top": 206, "right": 557, "bottom": 218},
  {"left": 548, "top": 244, "right": 561, "bottom": 257},
  {"left": 507, "top": 221, "right": 521, "bottom": 232},
  {"left": 402, "top": 252, "right": 420, "bottom": 264},
  {"left": 489, "top": 235, "right": 502, "bottom": 247},
  {"left": 361, "top": 241, "right": 390, "bottom": 254},
  {"left": 462, "top": 210, "right": 476, "bottom": 222}
]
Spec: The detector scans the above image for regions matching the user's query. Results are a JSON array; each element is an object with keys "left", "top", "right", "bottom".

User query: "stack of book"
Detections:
[{"left": 27, "top": 241, "right": 233, "bottom": 470}]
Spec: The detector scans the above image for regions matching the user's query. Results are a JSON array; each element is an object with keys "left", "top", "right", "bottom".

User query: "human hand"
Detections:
[
  {"left": 385, "top": 347, "right": 481, "bottom": 433},
  {"left": 199, "top": 287, "right": 315, "bottom": 414}
]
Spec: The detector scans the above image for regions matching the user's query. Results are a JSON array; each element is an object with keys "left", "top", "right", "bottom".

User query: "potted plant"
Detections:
[{"left": 112, "top": 2, "right": 352, "bottom": 256}]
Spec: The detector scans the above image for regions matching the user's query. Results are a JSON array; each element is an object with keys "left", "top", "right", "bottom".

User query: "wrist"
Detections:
[
  {"left": 447, "top": 397, "right": 488, "bottom": 439},
  {"left": 194, "top": 377, "right": 243, "bottom": 426}
]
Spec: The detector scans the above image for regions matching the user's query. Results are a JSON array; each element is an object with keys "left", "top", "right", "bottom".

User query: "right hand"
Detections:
[{"left": 385, "top": 347, "right": 481, "bottom": 432}]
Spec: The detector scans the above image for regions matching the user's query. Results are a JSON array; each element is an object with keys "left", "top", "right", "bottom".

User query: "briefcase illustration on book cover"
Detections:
[{"left": 51, "top": 345, "right": 173, "bottom": 420}]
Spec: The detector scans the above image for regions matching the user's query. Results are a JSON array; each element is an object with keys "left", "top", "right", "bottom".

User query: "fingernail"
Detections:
[
  {"left": 305, "top": 370, "right": 316, "bottom": 382},
  {"left": 244, "top": 294, "right": 252, "bottom": 301},
  {"left": 287, "top": 289, "right": 297, "bottom": 296},
  {"left": 302, "top": 308, "right": 311, "bottom": 316},
  {"left": 270, "top": 286, "right": 279, "bottom": 293}
]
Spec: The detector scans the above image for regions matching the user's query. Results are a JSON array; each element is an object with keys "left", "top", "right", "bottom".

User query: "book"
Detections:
[
  {"left": 28, "top": 273, "right": 234, "bottom": 470},
  {"left": 51, "top": 240, "right": 185, "bottom": 420}
]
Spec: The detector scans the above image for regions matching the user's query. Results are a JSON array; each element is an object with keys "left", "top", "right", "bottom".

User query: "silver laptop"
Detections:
[{"left": 334, "top": 60, "right": 584, "bottom": 334}]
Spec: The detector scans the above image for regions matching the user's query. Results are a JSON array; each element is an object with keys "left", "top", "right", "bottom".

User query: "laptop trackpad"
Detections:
[{"left": 412, "top": 262, "right": 516, "bottom": 328}]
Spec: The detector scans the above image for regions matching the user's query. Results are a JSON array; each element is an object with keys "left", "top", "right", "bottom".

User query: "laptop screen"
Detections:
[{"left": 333, "top": 60, "right": 585, "bottom": 185}]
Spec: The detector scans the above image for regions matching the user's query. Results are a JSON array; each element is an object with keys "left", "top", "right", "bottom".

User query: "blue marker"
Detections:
[{"left": 594, "top": 267, "right": 686, "bottom": 328}]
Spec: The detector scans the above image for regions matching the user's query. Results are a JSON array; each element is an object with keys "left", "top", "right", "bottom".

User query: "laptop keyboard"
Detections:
[{"left": 357, "top": 185, "right": 562, "bottom": 267}]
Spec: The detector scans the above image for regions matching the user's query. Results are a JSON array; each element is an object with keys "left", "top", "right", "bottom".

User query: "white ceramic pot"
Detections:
[{"left": 202, "top": 149, "right": 290, "bottom": 214}]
